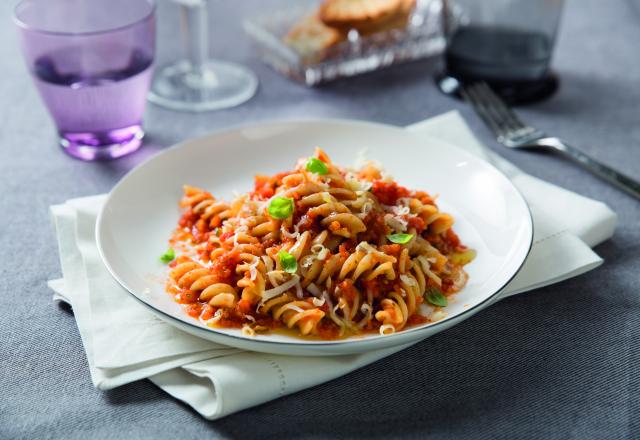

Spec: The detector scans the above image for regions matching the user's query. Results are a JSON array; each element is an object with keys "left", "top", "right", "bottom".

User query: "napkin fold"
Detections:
[{"left": 49, "top": 111, "right": 617, "bottom": 419}]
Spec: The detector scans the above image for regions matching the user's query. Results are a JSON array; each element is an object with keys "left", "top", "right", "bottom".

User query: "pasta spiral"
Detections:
[
  {"left": 261, "top": 294, "right": 325, "bottom": 336},
  {"left": 170, "top": 260, "right": 238, "bottom": 308}
]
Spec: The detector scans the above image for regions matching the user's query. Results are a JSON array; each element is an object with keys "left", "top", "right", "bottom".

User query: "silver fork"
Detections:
[{"left": 461, "top": 81, "right": 640, "bottom": 200}]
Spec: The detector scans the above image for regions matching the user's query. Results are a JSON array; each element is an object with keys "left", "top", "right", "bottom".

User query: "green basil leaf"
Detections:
[
  {"left": 387, "top": 233, "right": 414, "bottom": 244},
  {"left": 305, "top": 157, "right": 329, "bottom": 175},
  {"left": 278, "top": 250, "right": 298, "bottom": 274},
  {"left": 425, "top": 287, "right": 448, "bottom": 307},
  {"left": 268, "top": 197, "right": 294, "bottom": 219},
  {"left": 160, "top": 248, "right": 175, "bottom": 264}
]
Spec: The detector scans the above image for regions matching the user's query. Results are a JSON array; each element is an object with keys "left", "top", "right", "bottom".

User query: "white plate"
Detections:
[{"left": 96, "top": 119, "right": 533, "bottom": 356}]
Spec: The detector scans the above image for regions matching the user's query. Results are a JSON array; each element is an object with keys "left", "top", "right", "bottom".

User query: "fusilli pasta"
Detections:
[{"left": 164, "top": 148, "right": 475, "bottom": 339}]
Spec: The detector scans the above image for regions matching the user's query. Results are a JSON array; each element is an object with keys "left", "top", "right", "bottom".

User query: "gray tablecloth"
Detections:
[{"left": 2, "top": 0, "right": 639, "bottom": 438}]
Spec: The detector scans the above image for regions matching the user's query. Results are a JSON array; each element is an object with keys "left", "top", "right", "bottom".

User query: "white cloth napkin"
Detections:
[{"left": 48, "top": 111, "right": 617, "bottom": 420}]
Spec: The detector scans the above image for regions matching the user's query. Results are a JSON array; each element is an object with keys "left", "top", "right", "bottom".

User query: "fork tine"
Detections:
[
  {"left": 475, "top": 82, "right": 527, "bottom": 131},
  {"left": 468, "top": 82, "right": 521, "bottom": 134},
  {"left": 460, "top": 84, "right": 506, "bottom": 139}
]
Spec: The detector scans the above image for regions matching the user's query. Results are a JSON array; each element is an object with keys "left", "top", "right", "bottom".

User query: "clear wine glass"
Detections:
[{"left": 148, "top": 0, "right": 258, "bottom": 112}]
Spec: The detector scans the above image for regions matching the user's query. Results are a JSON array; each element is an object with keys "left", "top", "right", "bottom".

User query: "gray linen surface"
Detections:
[{"left": 1, "top": 0, "right": 639, "bottom": 438}]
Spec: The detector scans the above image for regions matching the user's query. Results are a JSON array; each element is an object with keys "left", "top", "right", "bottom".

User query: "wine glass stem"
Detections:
[
  {"left": 441, "top": 0, "right": 450, "bottom": 37},
  {"left": 181, "top": 0, "right": 215, "bottom": 84}
]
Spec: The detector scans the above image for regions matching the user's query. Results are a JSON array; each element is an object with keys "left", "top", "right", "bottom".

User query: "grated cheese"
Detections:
[
  {"left": 284, "top": 304, "right": 305, "bottom": 313},
  {"left": 307, "top": 283, "right": 322, "bottom": 297},
  {"left": 384, "top": 213, "right": 408, "bottom": 232},
  {"left": 248, "top": 256, "right": 260, "bottom": 281},
  {"left": 301, "top": 254, "right": 316, "bottom": 268},
  {"left": 400, "top": 274, "right": 417, "bottom": 287},
  {"left": 259, "top": 275, "right": 300, "bottom": 305},
  {"left": 281, "top": 226, "right": 299, "bottom": 239},
  {"left": 317, "top": 247, "right": 329, "bottom": 261},
  {"left": 379, "top": 324, "right": 396, "bottom": 335},
  {"left": 295, "top": 280, "right": 303, "bottom": 299},
  {"left": 242, "top": 324, "right": 256, "bottom": 337}
]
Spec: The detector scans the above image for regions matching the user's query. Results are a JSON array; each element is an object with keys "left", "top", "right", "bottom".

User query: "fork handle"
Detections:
[{"left": 546, "top": 139, "right": 640, "bottom": 200}]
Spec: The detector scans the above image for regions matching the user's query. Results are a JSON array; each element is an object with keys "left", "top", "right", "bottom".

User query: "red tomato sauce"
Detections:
[
  {"left": 359, "top": 210, "right": 388, "bottom": 243},
  {"left": 185, "top": 303, "right": 202, "bottom": 318},
  {"left": 361, "top": 277, "right": 397, "bottom": 300},
  {"left": 337, "top": 280, "right": 358, "bottom": 301},
  {"left": 178, "top": 210, "right": 198, "bottom": 229},
  {"left": 251, "top": 171, "right": 294, "bottom": 200},
  {"left": 316, "top": 320, "right": 341, "bottom": 340},
  {"left": 427, "top": 228, "right": 466, "bottom": 255},
  {"left": 407, "top": 216, "right": 426, "bottom": 233},
  {"left": 210, "top": 249, "right": 242, "bottom": 285},
  {"left": 406, "top": 313, "right": 429, "bottom": 326},
  {"left": 379, "top": 244, "right": 402, "bottom": 258},
  {"left": 371, "top": 180, "right": 410, "bottom": 205}
]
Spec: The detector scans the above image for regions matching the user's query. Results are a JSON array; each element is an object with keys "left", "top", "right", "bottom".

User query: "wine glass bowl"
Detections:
[{"left": 148, "top": 0, "right": 258, "bottom": 112}]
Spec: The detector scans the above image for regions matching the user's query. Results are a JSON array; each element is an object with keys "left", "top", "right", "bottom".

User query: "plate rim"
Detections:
[{"left": 95, "top": 117, "right": 534, "bottom": 348}]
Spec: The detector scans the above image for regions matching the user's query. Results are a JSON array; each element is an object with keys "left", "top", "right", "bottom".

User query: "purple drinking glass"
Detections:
[{"left": 14, "top": 0, "right": 155, "bottom": 161}]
